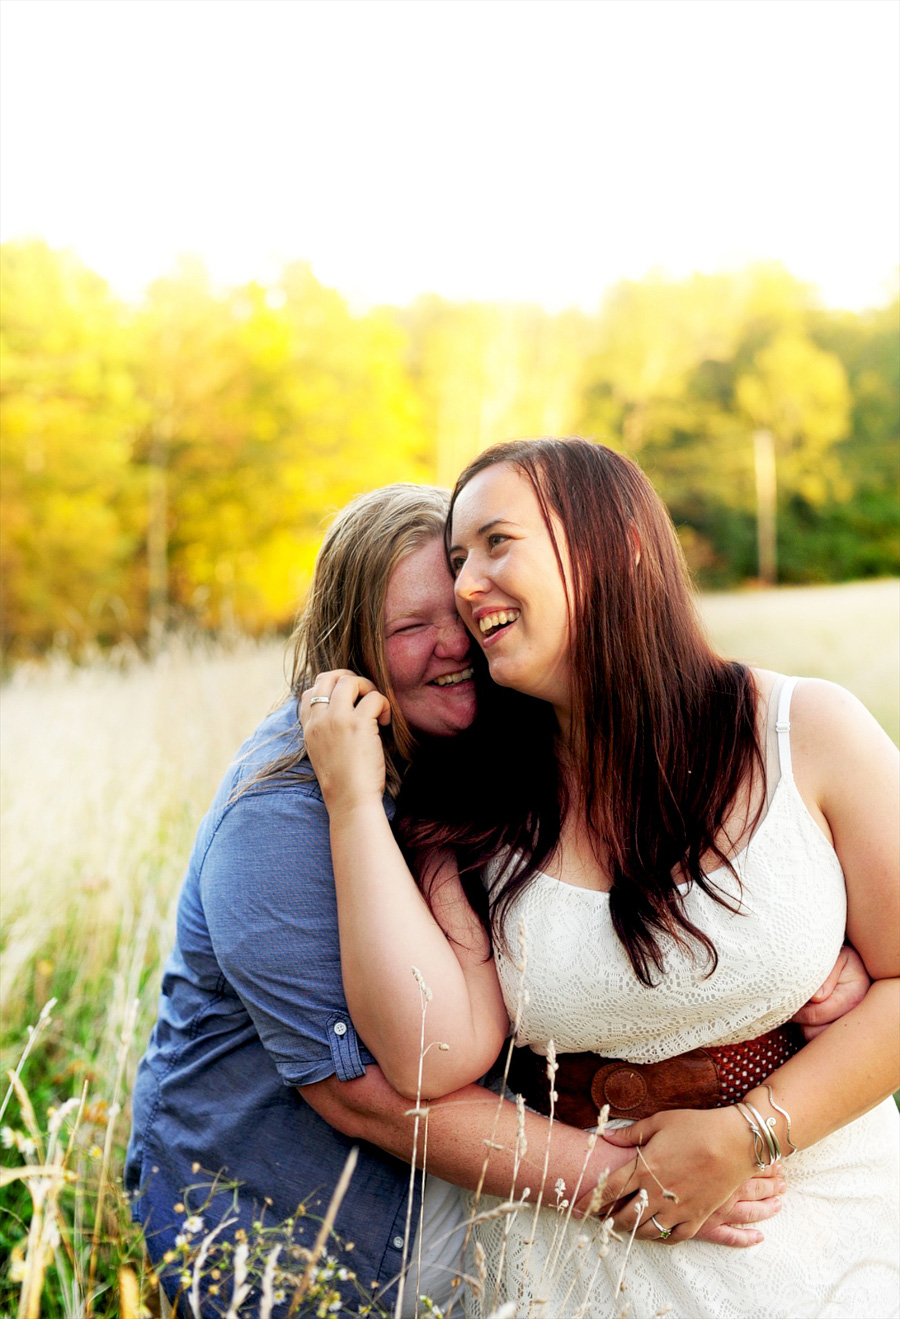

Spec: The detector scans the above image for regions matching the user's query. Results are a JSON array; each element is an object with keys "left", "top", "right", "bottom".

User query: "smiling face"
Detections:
[
  {"left": 449, "top": 463, "right": 574, "bottom": 716},
  {"left": 383, "top": 536, "right": 477, "bottom": 738}
]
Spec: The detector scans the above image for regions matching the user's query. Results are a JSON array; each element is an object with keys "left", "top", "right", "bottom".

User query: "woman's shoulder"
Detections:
[
  {"left": 750, "top": 667, "right": 870, "bottom": 730},
  {"left": 752, "top": 669, "right": 897, "bottom": 810}
]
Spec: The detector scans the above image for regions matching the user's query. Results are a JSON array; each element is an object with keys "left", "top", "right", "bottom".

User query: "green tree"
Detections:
[
  {"left": 0, "top": 241, "right": 141, "bottom": 656},
  {"left": 133, "top": 259, "right": 430, "bottom": 637}
]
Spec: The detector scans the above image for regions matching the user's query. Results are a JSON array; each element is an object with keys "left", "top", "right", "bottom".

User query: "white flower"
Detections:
[{"left": 184, "top": 1215, "right": 204, "bottom": 1234}]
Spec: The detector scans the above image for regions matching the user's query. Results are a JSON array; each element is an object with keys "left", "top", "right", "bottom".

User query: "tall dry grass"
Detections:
[
  {"left": 1, "top": 579, "right": 897, "bottom": 1315},
  {"left": 700, "top": 578, "right": 899, "bottom": 744}
]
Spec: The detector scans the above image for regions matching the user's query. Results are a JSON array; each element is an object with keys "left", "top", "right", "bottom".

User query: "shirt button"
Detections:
[
  {"left": 393, "top": 1236, "right": 404, "bottom": 1250},
  {"left": 333, "top": 1021, "right": 347, "bottom": 1036}
]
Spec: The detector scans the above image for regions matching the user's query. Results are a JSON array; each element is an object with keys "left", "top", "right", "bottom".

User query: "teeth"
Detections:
[
  {"left": 478, "top": 609, "right": 520, "bottom": 634},
  {"left": 434, "top": 667, "right": 474, "bottom": 686}
]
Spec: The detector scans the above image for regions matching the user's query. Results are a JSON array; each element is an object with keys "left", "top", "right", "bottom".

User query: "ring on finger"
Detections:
[
  {"left": 309, "top": 696, "right": 331, "bottom": 706},
  {"left": 649, "top": 1214, "right": 672, "bottom": 1241}
]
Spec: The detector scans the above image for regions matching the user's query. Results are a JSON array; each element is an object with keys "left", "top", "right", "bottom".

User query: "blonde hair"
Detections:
[{"left": 254, "top": 484, "right": 451, "bottom": 797}]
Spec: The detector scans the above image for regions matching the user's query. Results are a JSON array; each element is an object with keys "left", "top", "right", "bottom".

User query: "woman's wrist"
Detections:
[
  {"left": 741, "top": 1082, "right": 798, "bottom": 1159},
  {"left": 711, "top": 1104, "right": 768, "bottom": 1183}
]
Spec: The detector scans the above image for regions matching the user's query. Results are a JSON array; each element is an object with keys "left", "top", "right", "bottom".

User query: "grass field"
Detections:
[{"left": 1, "top": 578, "right": 897, "bottom": 1316}]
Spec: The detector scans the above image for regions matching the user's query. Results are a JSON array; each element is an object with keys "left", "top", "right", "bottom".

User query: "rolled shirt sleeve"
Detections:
[{"left": 200, "top": 782, "right": 376, "bottom": 1086}]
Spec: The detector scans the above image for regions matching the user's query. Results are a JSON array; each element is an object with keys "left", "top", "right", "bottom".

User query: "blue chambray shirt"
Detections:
[{"left": 126, "top": 699, "right": 419, "bottom": 1315}]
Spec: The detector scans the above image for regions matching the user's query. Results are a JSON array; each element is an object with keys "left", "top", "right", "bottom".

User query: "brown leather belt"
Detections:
[{"left": 506, "top": 1023, "right": 804, "bottom": 1127}]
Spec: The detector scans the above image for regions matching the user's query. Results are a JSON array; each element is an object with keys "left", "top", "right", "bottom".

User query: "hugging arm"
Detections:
[
  {"left": 302, "top": 672, "right": 509, "bottom": 1099},
  {"left": 302, "top": 672, "right": 871, "bottom": 1098},
  {"left": 299, "top": 1064, "right": 784, "bottom": 1248}
]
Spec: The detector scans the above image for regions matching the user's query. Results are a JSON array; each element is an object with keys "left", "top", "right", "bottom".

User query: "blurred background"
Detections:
[
  {"left": 1, "top": 0, "right": 898, "bottom": 659},
  {"left": 0, "top": 2, "right": 898, "bottom": 1310}
]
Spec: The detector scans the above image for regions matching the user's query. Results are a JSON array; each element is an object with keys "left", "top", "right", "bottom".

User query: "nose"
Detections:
[
  {"left": 453, "top": 554, "right": 488, "bottom": 605},
  {"left": 435, "top": 615, "right": 471, "bottom": 660}
]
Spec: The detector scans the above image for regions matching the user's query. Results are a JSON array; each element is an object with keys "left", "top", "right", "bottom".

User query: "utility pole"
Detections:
[{"left": 753, "top": 428, "right": 777, "bottom": 586}]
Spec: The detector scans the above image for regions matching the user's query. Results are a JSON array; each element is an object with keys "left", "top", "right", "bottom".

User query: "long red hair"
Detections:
[{"left": 398, "top": 438, "right": 763, "bottom": 985}]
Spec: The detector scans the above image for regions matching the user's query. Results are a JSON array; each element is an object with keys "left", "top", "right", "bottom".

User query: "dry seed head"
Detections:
[{"left": 516, "top": 1093, "right": 527, "bottom": 1158}]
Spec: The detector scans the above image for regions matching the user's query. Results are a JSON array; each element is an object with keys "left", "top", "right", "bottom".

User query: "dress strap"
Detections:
[{"left": 774, "top": 675, "right": 800, "bottom": 781}]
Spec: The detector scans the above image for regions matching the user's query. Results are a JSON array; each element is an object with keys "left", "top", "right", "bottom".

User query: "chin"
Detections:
[{"left": 420, "top": 692, "right": 478, "bottom": 738}]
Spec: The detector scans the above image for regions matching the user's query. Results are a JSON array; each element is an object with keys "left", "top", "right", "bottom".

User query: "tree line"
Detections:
[{"left": 1, "top": 240, "right": 897, "bottom": 657}]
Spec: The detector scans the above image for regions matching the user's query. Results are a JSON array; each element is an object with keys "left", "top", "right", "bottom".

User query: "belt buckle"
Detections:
[
  {"left": 590, "top": 1051, "right": 720, "bottom": 1120},
  {"left": 590, "top": 1062, "right": 649, "bottom": 1116}
]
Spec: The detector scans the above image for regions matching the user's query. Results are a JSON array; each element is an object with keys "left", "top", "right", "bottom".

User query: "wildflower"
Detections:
[
  {"left": 184, "top": 1215, "right": 204, "bottom": 1234},
  {"left": 173, "top": 1201, "right": 185, "bottom": 1213},
  {"left": 191, "top": 1161, "right": 201, "bottom": 1173},
  {"left": 235, "top": 1227, "right": 248, "bottom": 1242},
  {"left": 3, "top": 1128, "right": 37, "bottom": 1159},
  {"left": 180, "top": 1272, "right": 191, "bottom": 1287},
  {"left": 274, "top": 1289, "right": 286, "bottom": 1303},
  {"left": 175, "top": 1234, "right": 188, "bottom": 1248},
  {"left": 48, "top": 1096, "right": 80, "bottom": 1137},
  {"left": 89, "top": 1144, "right": 103, "bottom": 1159},
  {"left": 163, "top": 1251, "right": 176, "bottom": 1264},
  {"left": 209, "top": 1284, "right": 219, "bottom": 1296},
  {"left": 9, "top": 1245, "right": 26, "bottom": 1283}
]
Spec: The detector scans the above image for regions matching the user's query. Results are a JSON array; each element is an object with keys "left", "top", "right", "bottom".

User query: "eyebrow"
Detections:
[
  {"left": 385, "top": 610, "right": 426, "bottom": 627},
  {"left": 448, "top": 517, "right": 507, "bottom": 555}
]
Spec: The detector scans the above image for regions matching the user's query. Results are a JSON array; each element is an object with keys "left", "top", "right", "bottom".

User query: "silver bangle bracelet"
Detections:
[
  {"left": 765, "top": 1085, "right": 798, "bottom": 1156},
  {"left": 741, "top": 1101, "right": 782, "bottom": 1165},
  {"left": 735, "top": 1102, "right": 769, "bottom": 1170}
]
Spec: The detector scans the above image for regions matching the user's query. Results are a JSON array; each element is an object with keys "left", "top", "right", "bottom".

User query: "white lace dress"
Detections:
[{"left": 465, "top": 678, "right": 900, "bottom": 1319}]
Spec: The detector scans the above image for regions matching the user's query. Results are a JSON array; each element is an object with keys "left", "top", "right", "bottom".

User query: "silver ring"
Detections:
[
  {"left": 650, "top": 1214, "right": 672, "bottom": 1241},
  {"left": 309, "top": 696, "right": 331, "bottom": 706}
]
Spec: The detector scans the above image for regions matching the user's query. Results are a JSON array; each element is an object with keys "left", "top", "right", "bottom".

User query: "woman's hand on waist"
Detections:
[
  {"left": 792, "top": 943, "right": 871, "bottom": 1041},
  {"left": 595, "top": 1105, "right": 775, "bottom": 1243}
]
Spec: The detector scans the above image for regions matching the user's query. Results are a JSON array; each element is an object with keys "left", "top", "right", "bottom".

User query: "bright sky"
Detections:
[{"left": 1, "top": 0, "right": 898, "bottom": 311}]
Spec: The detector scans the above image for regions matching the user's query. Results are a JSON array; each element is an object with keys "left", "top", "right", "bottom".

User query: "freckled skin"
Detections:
[{"left": 384, "top": 537, "right": 478, "bottom": 737}]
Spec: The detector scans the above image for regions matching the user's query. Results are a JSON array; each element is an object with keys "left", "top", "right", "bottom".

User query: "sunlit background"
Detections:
[
  {"left": 1, "top": 5, "right": 899, "bottom": 1312},
  {"left": 3, "top": 0, "right": 899, "bottom": 311},
  {"left": 1, "top": 0, "right": 898, "bottom": 656}
]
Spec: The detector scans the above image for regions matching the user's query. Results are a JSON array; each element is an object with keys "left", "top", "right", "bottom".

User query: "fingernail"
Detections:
[{"left": 778, "top": 1180, "right": 787, "bottom": 1194}]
